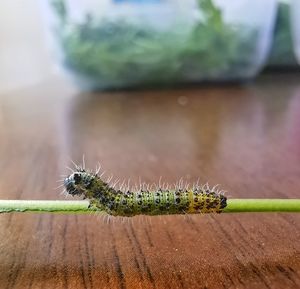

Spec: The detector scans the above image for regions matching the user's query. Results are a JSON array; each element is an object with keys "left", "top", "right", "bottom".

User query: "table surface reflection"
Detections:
[{"left": 0, "top": 74, "right": 300, "bottom": 289}]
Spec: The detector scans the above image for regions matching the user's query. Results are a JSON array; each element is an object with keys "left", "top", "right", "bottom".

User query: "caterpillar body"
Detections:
[{"left": 63, "top": 167, "right": 227, "bottom": 217}]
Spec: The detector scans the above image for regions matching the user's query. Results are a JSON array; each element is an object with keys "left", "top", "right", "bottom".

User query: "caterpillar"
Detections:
[{"left": 63, "top": 166, "right": 227, "bottom": 217}]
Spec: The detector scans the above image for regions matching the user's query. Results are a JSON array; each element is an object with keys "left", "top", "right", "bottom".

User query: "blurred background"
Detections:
[
  {"left": 0, "top": 1, "right": 52, "bottom": 93},
  {"left": 1, "top": 0, "right": 300, "bottom": 92}
]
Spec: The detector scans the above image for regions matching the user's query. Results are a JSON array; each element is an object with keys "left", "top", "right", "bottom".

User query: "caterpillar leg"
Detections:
[{"left": 88, "top": 199, "right": 101, "bottom": 211}]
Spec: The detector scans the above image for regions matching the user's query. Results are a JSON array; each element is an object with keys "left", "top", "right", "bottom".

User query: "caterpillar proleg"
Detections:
[{"left": 63, "top": 166, "right": 227, "bottom": 217}]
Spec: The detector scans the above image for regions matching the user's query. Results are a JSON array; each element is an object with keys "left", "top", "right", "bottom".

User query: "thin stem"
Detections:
[
  {"left": 0, "top": 199, "right": 299, "bottom": 214},
  {"left": 224, "top": 199, "right": 300, "bottom": 213},
  {"left": 0, "top": 200, "right": 98, "bottom": 214}
]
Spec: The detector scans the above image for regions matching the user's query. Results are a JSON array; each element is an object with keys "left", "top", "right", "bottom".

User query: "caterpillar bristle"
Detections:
[{"left": 63, "top": 165, "right": 227, "bottom": 217}]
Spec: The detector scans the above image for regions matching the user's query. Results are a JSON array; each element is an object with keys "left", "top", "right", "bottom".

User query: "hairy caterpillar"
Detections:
[{"left": 63, "top": 166, "right": 227, "bottom": 217}]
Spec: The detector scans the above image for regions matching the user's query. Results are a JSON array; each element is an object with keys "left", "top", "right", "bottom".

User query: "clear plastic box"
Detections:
[{"left": 42, "top": 0, "right": 277, "bottom": 90}]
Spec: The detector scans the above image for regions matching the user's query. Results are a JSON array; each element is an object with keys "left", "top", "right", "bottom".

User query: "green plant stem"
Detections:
[
  {"left": 224, "top": 199, "right": 300, "bottom": 213},
  {"left": 0, "top": 199, "right": 300, "bottom": 214},
  {"left": 0, "top": 200, "right": 97, "bottom": 214}
]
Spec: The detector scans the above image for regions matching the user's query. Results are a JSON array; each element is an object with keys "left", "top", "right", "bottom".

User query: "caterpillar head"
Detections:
[{"left": 64, "top": 169, "right": 95, "bottom": 197}]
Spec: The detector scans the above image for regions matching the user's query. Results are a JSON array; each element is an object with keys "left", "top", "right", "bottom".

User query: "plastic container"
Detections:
[
  {"left": 267, "top": 1, "right": 298, "bottom": 69},
  {"left": 291, "top": 0, "right": 300, "bottom": 64},
  {"left": 42, "top": 0, "right": 277, "bottom": 90}
]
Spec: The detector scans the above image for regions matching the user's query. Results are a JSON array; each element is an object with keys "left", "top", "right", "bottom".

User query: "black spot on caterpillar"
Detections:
[{"left": 63, "top": 165, "right": 227, "bottom": 217}]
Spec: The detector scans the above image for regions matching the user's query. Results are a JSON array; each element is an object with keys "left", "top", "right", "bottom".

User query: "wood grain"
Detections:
[{"left": 0, "top": 74, "right": 300, "bottom": 289}]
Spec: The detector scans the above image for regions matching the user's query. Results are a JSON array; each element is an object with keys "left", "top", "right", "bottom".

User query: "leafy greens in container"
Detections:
[{"left": 48, "top": 0, "right": 273, "bottom": 90}]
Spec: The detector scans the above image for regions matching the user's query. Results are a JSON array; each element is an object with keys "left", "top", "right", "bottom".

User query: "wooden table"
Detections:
[{"left": 0, "top": 74, "right": 300, "bottom": 289}]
